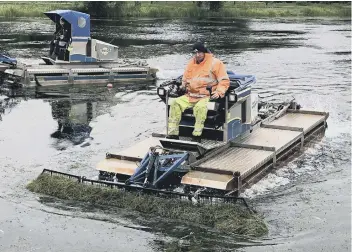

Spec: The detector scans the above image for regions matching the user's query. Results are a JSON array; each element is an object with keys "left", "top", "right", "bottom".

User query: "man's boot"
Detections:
[
  {"left": 191, "top": 135, "right": 201, "bottom": 143},
  {"left": 166, "top": 135, "right": 179, "bottom": 140}
]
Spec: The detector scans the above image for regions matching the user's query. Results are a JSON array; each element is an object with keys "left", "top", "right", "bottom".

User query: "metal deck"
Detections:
[
  {"left": 181, "top": 110, "right": 328, "bottom": 191},
  {"left": 96, "top": 135, "right": 225, "bottom": 176},
  {"left": 96, "top": 109, "right": 328, "bottom": 191},
  {"left": 97, "top": 136, "right": 163, "bottom": 175},
  {"left": 26, "top": 66, "right": 149, "bottom": 74}
]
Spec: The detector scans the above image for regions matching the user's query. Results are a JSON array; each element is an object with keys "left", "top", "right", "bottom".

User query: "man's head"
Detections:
[
  {"left": 192, "top": 41, "right": 209, "bottom": 64},
  {"left": 59, "top": 17, "right": 65, "bottom": 26}
]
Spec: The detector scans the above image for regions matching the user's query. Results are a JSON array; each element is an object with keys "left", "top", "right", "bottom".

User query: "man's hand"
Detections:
[
  {"left": 180, "top": 81, "right": 189, "bottom": 92},
  {"left": 211, "top": 91, "right": 220, "bottom": 100}
]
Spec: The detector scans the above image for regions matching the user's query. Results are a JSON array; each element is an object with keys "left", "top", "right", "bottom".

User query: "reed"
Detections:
[
  {"left": 0, "top": 2, "right": 74, "bottom": 18},
  {"left": 27, "top": 173, "right": 268, "bottom": 237},
  {"left": 0, "top": 1, "right": 350, "bottom": 18}
]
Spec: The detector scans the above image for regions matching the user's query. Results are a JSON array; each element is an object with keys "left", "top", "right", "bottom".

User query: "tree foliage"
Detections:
[
  {"left": 82, "top": 2, "right": 108, "bottom": 17},
  {"left": 82, "top": 1, "right": 226, "bottom": 17},
  {"left": 79, "top": 1, "right": 350, "bottom": 18},
  {"left": 208, "top": 1, "right": 223, "bottom": 12},
  {"left": 82, "top": 1, "right": 125, "bottom": 18}
]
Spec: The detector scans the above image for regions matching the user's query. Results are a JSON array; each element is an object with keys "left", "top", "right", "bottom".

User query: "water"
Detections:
[{"left": 0, "top": 17, "right": 351, "bottom": 251}]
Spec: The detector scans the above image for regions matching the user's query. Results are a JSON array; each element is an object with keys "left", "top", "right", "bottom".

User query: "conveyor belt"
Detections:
[{"left": 181, "top": 110, "right": 329, "bottom": 191}]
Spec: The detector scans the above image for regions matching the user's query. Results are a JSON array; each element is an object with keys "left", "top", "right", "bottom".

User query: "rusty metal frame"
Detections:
[{"left": 105, "top": 153, "right": 142, "bottom": 162}]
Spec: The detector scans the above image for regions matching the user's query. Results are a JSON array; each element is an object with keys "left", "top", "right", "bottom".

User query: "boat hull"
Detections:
[{"left": 2, "top": 63, "right": 158, "bottom": 88}]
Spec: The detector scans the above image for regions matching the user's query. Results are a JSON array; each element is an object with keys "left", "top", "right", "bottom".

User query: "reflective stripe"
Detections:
[
  {"left": 183, "top": 56, "right": 223, "bottom": 101},
  {"left": 58, "top": 41, "right": 67, "bottom": 46},
  {"left": 189, "top": 93, "right": 207, "bottom": 98},
  {"left": 191, "top": 77, "right": 215, "bottom": 82},
  {"left": 188, "top": 58, "right": 218, "bottom": 88}
]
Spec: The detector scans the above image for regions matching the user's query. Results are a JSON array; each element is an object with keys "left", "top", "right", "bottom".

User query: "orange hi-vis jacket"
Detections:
[{"left": 182, "top": 53, "right": 230, "bottom": 103}]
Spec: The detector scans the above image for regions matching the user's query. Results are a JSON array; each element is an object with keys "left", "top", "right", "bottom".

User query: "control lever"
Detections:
[{"left": 206, "top": 86, "right": 212, "bottom": 100}]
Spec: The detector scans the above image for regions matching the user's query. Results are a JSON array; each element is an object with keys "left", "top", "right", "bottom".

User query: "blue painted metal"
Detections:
[
  {"left": 237, "top": 88, "right": 251, "bottom": 99},
  {"left": 227, "top": 120, "right": 251, "bottom": 141},
  {"left": 44, "top": 76, "right": 69, "bottom": 81},
  {"left": 130, "top": 170, "right": 146, "bottom": 182},
  {"left": 74, "top": 75, "right": 109, "bottom": 80},
  {"left": 70, "top": 54, "right": 97, "bottom": 62},
  {"left": 227, "top": 119, "right": 242, "bottom": 141},
  {"left": 227, "top": 72, "right": 256, "bottom": 90},
  {"left": 157, "top": 153, "right": 186, "bottom": 160},
  {"left": 44, "top": 10, "right": 90, "bottom": 37},
  {"left": 129, "top": 152, "right": 149, "bottom": 181},
  {"left": 0, "top": 53, "right": 17, "bottom": 66},
  {"left": 158, "top": 153, "right": 189, "bottom": 171},
  {"left": 128, "top": 150, "right": 189, "bottom": 187},
  {"left": 153, "top": 152, "right": 188, "bottom": 186}
]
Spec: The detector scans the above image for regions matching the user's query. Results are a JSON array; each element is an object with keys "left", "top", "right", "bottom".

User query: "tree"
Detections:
[
  {"left": 196, "top": 1, "right": 203, "bottom": 7},
  {"left": 83, "top": 2, "right": 108, "bottom": 17},
  {"left": 82, "top": 1, "right": 125, "bottom": 18},
  {"left": 108, "top": 2, "right": 125, "bottom": 18},
  {"left": 208, "top": 1, "right": 223, "bottom": 12}
]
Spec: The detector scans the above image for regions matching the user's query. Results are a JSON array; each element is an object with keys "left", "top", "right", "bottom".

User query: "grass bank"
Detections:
[
  {"left": 27, "top": 173, "right": 268, "bottom": 237},
  {"left": 122, "top": 1, "right": 352, "bottom": 18},
  {"left": 0, "top": 1, "right": 350, "bottom": 18},
  {"left": 0, "top": 2, "right": 74, "bottom": 18}
]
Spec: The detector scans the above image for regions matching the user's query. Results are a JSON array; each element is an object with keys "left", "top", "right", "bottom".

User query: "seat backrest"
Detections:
[{"left": 167, "top": 96, "right": 228, "bottom": 133}]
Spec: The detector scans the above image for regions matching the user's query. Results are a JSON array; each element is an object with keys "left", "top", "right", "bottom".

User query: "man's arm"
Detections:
[
  {"left": 181, "top": 60, "right": 193, "bottom": 88},
  {"left": 212, "top": 60, "right": 230, "bottom": 98}
]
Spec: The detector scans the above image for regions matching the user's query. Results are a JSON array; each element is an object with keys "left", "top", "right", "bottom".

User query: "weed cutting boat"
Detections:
[
  {"left": 41, "top": 71, "right": 328, "bottom": 202},
  {"left": 0, "top": 10, "right": 157, "bottom": 89}
]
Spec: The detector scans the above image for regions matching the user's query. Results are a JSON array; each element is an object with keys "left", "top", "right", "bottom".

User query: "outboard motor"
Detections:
[{"left": 0, "top": 53, "right": 17, "bottom": 66}]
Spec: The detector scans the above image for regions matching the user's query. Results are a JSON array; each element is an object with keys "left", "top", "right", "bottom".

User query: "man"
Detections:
[
  {"left": 50, "top": 17, "right": 70, "bottom": 60},
  {"left": 49, "top": 23, "right": 61, "bottom": 59},
  {"left": 167, "top": 41, "right": 230, "bottom": 143}
]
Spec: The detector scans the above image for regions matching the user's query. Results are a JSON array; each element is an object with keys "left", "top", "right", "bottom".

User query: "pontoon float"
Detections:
[{"left": 0, "top": 10, "right": 157, "bottom": 88}]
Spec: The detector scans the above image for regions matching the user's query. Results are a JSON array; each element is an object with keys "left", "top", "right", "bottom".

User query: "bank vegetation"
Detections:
[{"left": 0, "top": 1, "right": 350, "bottom": 19}]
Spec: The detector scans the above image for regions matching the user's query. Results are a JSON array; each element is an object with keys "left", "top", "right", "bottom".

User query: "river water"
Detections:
[{"left": 0, "top": 17, "right": 351, "bottom": 252}]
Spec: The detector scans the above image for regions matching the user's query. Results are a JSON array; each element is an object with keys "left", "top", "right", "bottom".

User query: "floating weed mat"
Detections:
[{"left": 27, "top": 173, "right": 268, "bottom": 237}]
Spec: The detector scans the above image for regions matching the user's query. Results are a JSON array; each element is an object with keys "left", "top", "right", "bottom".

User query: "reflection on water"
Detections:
[
  {"left": 0, "top": 17, "right": 311, "bottom": 60},
  {"left": 38, "top": 195, "right": 261, "bottom": 252},
  {"left": 49, "top": 100, "right": 95, "bottom": 147},
  {"left": 0, "top": 96, "right": 21, "bottom": 121}
]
